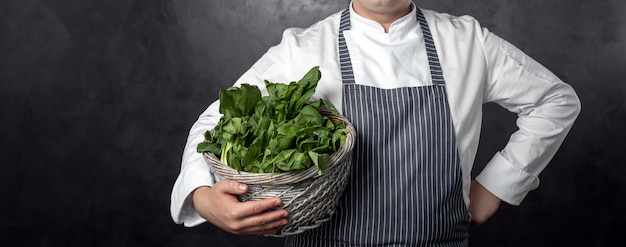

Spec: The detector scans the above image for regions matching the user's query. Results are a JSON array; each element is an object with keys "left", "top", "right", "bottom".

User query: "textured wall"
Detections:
[{"left": 1, "top": 0, "right": 625, "bottom": 246}]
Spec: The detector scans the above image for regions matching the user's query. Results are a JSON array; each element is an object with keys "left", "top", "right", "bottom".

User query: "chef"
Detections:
[{"left": 170, "top": 0, "right": 581, "bottom": 246}]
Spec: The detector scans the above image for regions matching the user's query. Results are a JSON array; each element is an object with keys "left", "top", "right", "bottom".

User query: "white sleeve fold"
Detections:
[{"left": 170, "top": 159, "right": 214, "bottom": 226}]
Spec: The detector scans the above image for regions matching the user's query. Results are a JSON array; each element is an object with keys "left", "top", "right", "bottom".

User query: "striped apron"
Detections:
[{"left": 285, "top": 8, "right": 469, "bottom": 247}]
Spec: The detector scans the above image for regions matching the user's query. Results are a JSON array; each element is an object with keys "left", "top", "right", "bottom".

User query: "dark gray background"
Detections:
[{"left": 1, "top": 0, "right": 625, "bottom": 246}]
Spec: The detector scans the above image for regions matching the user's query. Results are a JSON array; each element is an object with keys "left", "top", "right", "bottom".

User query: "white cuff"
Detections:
[
  {"left": 475, "top": 152, "right": 540, "bottom": 206},
  {"left": 170, "top": 159, "right": 215, "bottom": 226}
]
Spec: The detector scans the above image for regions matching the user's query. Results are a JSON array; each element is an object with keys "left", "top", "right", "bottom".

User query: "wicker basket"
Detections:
[{"left": 203, "top": 108, "right": 356, "bottom": 237}]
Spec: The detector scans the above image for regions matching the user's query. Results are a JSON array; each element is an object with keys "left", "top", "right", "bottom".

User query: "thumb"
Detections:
[{"left": 214, "top": 180, "right": 248, "bottom": 195}]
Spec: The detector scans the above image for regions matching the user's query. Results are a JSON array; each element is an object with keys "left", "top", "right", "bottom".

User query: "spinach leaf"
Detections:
[{"left": 219, "top": 84, "right": 262, "bottom": 118}]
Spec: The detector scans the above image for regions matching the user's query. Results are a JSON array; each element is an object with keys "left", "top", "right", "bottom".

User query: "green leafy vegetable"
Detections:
[{"left": 197, "top": 66, "right": 347, "bottom": 174}]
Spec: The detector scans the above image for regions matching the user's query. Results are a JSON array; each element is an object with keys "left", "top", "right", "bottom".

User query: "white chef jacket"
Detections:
[{"left": 170, "top": 3, "right": 581, "bottom": 227}]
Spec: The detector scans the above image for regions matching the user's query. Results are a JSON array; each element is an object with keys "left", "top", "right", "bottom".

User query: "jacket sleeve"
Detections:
[
  {"left": 169, "top": 99, "right": 220, "bottom": 227},
  {"left": 475, "top": 29, "right": 581, "bottom": 205}
]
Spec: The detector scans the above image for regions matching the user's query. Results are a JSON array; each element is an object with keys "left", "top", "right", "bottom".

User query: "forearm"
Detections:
[{"left": 468, "top": 180, "right": 501, "bottom": 226}]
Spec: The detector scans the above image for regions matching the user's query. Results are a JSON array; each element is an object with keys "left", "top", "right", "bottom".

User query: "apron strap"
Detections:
[
  {"left": 338, "top": 9, "right": 356, "bottom": 84},
  {"left": 416, "top": 8, "right": 445, "bottom": 86},
  {"left": 337, "top": 7, "right": 446, "bottom": 86}
]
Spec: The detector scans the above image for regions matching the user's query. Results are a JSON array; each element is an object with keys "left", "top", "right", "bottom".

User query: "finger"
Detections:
[
  {"left": 235, "top": 215, "right": 289, "bottom": 235},
  {"left": 226, "top": 205, "right": 288, "bottom": 234},
  {"left": 213, "top": 180, "right": 248, "bottom": 195},
  {"left": 233, "top": 197, "right": 283, "bottom": 219},
  {"left": 238, "top": 207, "right": 288, "bottom": 226}
]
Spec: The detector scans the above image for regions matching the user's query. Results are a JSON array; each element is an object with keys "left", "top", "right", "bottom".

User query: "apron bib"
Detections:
[{"left": 286, "top": 8, "right": 469, "bottom": 247}]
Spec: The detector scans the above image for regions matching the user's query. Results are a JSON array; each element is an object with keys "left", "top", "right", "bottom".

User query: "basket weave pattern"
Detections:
[{"left": 203, "top": 109, "right": 356, "bottom": 237}]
